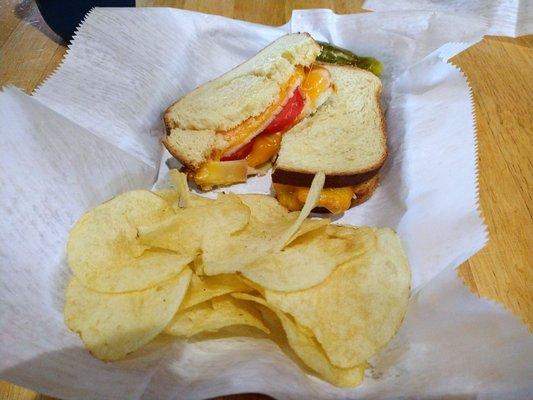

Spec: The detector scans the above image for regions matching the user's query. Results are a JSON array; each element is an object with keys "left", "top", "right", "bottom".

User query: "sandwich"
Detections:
[{"left": 163, "top": 33, "right": 385, "bottom": 214}]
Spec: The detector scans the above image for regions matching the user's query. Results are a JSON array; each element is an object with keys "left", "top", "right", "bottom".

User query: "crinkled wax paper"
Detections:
[{"left": 364, "top": 0, "right": 533, "bottom": 37}]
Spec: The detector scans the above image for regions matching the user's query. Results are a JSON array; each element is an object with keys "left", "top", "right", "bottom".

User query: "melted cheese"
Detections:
[
  {"left": 301, "top": 66, "right": 332, "bottom": 108},
  {"left": 195, "top": 160, "right": 248, "bottom": 190},
  {"left": 246, "top": 131, "right": 283, "bottom": 168},
  {"left": 226, "top": 65, "right": 332, "bottom": 168},
  {"left": 219, "top": 67, "right": 306, "bottom": 158},
  {"left": 273, "top": 183, "right": 354, "bottom": 214}
]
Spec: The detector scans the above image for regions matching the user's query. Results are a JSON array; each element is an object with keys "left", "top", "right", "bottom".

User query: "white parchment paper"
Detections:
[
  {"left": 363, "top": 0, "right": 533, "bottom": 37},
  {"left": 1, "top": 8, "right": 532, "bottom": 400}
]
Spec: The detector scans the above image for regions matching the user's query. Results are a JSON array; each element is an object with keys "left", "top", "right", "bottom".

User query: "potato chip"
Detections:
[
  {"left": 138, "top": 212, "right": 199, "bottom": 257},
  {"left": 65, "top": 177, "right": 412, "bottom": 388},
  {"left": 180, "top": 273, "right": 254, "bottom": 310},
  {"left": 65, "top": 268, "right": 192, "bottom": 361},
  {"left": 67, "top": 190, "right": 191, "bottom": 292},
  {"left": 240, "top": 226, "right": 366, "bottom": 292},
  {"left": 277, "top": 171, "right": 325, "bottom": 249},
  {"left": 164, "top": 295, "right": 269, "bottom": 337},
  {"left": 291, "top": 217, "right": 330, "bottom": 239},
  {"left": 201, "top": 196, "right": 297, "bottom": 275},
  {"left": 233, "top": 293, "right": 366, "bottom": 388},
  {"left": 237, "top": 195, "right": 328, "bottom": 244},
  {"left": 154, "top": 171, "right": 187, "bottom": 207},
  {"left": 188, "top": 193, "right": 215, "bottom": 207},
  {"left": 138, "top": 193, "right": 250, "bottom": 257},
  {"left": 235, "top": 275, "right": 267, "bottom": 294},
  {"left": 85, "top": 250, "right": 193, "bottom": 293},
  {"left": 169, "top": 170, "right": 191, "bottom": 208},
  {"left": 265, "top": 227, "right": 411, "bottom": 368},
  {"left": 192, "top": 256, "right": 205, "bottom": 276},
  {"left": 202, "top": 194, "right": 328, "bottom": 276},
  {"left": 153, "top": 187, "right": 180, "bottom": 205},
  {"left": 155, "top": 171, "right": 212, "bottom": 210},
  {"left": 155, "top": 188, "right": 212, "bottom": 210},
  {"left": 236, "top": 194, "right": 290, "bottom": 221}
]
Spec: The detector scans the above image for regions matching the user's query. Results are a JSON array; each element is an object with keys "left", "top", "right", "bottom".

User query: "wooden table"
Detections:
[{"left": 1, "top": 1, "right": 531, "bottom": 399}]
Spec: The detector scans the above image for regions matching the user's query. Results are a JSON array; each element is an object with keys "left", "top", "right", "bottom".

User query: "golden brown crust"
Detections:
[
  {"left": 352, "top": 174, "right": 379, "bottom": 206},
  {"left": 310, "top": 174, "right": 379, "bottom": 213},
  {"left": 272, "top": 166, "right": 381, "bottom": 188}
]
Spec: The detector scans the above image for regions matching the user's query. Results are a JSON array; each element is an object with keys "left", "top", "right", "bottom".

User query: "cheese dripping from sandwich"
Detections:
[{"left": 273, "top": 174, "right": 379, "bottom": 215}]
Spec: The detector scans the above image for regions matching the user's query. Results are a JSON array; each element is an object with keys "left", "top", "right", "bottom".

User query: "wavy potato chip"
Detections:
[
  {"left": 180, "top": 273, "right": 254, "bottom": 310},
  {"left": 154, "top": 188, "right": 212, "bottom": 210},
  {"left": 67, "top": 190, "right": 191, "bottom": 293},
  {"left": 265, "top": 227, "right": 411, "bottom": 368},
  {"left": 153, "top": 188, "right": 180, "bottom": 205},
  {"left": 155, "top": 171, "right": 212, "bottom": 210},
  {"left": 240, "top": 226, "right": 367, "bottom": 292},
  {"left": 165, "top": 295, "right": 269, "bottom": 337},
  {"left": 202, "top": 196, "right": 296, "bottom": 275},
  {"left": 202, "top": 195, "right": 328, "bottom": 276},
  {"left": 277, "top": 171, "right": 325, "bottom": 249},
  {"left": 169, "top": 169, "right": 191, "bottom": 208},
  {"left": 138, "top": 193, "right": 250, "bottom": 257},
  {"left": 87, "top": 250, "right": 193, "bottom": 293},
  {"left": 291, "top": 217, "right": 330, "bottom": 239},
  {"left": 233, "top": 293, "right": 365, "bottom": 388},
  {"left": 65, "top": 268, "right": 192, "bottom": 361}
]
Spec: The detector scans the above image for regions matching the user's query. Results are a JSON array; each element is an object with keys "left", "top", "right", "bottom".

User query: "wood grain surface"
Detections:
[{"left": 1, "top": 1, "right": 532, "bottom": 399}]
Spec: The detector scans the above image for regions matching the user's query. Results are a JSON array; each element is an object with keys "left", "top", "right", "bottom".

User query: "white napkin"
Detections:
[
  {"left": 1, "top": 8, "right": 531, "bottom": 400},
  {"left": 363, "top": 0, "right": 533, "bottom": 37}
]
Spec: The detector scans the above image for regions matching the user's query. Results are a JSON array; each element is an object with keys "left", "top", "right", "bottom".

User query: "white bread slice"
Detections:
[
  {"left": 164, "top": 33, "right": 321, "bottom": 169},
  {"left": 273, "top": 64, "right": 386, "bottom": 183}
]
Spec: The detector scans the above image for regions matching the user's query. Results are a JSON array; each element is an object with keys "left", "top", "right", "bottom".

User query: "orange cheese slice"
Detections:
[
  {"left": 273, "top": 183, "right": 354, "bottom": 214},
  {"left": 195, "top": 160, "right": 248, "bottom": 190},
  {"left": 301, "top": 66, "right": 332, "bottom": 108},
  {"left": 219, "top": 66, "right": 306, "bottom": 158}
]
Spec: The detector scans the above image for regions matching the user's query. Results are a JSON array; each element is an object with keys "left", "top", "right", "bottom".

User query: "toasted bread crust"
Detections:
[
  {"left": 272, "top": 166, "right": 381, "bottom": 188},
  {"left": 310, "top": 174, "right": 379, "bottom": 213},
  {"left": 352, "top": 174, "right": 379, "bottom": 205}
]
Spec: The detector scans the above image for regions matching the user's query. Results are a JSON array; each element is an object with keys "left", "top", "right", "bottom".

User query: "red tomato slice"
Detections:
[
  {"left": 221, "top": 87, "right": 305, "bottom": 161},
  {"left": 262, "top": 88, "right": 305, "bottom": 135},
  {"left": 220, "top": 140, "right": 254, "bottom": 161}
]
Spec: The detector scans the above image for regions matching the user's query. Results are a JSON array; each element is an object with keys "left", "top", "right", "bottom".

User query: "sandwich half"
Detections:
[
  {"left": 272, "top": 64, "right": 386, "bottom": 213},
  {"left": 163, "top": 33, "right": 329, "bottom": 188},
  {"left": 163, "top": 33, "right": 386, "bottom": 213}
]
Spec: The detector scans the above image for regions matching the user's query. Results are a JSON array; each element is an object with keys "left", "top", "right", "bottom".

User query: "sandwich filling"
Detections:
[
  {"left": 273, "top": 175, "right": 379, "bottom": 214},
  {"left": 194, "top": 65, "right": 333, "bottom": 190}
]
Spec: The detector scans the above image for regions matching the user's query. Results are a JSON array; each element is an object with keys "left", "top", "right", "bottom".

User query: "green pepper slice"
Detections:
[{"left": 317, "top": 41, "right": 382, "bottom": 77}]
